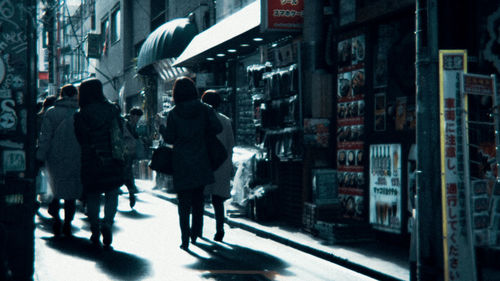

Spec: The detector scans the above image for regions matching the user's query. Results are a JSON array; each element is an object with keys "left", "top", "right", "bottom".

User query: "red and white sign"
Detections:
[{"left": 261, "top": 0, "right": 304, "bottom": 31}]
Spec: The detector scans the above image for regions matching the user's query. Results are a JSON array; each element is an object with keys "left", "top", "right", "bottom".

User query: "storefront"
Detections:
[{"left": 174, "top": 0, "right": 306, "bottom": 224}]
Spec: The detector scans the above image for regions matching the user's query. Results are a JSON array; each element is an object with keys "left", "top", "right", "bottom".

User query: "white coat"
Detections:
[{"left": 204, "top": 112, "right": 234, "bottom": 198}]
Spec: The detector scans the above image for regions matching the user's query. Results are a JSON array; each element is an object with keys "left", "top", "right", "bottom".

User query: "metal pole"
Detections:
[{"left": 415, "top": 0, "right": 443, "bottom": 280}]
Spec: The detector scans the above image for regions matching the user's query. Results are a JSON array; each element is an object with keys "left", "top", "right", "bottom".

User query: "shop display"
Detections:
[
  {"left": 312, "top": 169, "right": 338, "bottom": 205},
  {"left": 304, "top": 118, "right": 330, "bottom": 148},
  {"left": 369, "top": 143, "right": 402, "bottom": 233},
  {"left": 336, "top": 34, "right": 366, "bottom": 220}
]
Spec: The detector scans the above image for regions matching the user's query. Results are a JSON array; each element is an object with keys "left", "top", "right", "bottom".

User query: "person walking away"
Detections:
[
  {"left": 201, "top": 90, "right": 234, "bottom": 242},
  {"left": 35, "top": 95, "right": 57, "bottom": 201},
  {"left": 36, "top": 85, "right": 82, "bottom": 237},
  {"left": 74, "top": 78, "right": 125, "bottom": 249},
  {"left": 123, "top": 107, "right": 143, "bottom": 208},
  {"left": 162, "top": 77, "right": 222, "bottom": 250}
]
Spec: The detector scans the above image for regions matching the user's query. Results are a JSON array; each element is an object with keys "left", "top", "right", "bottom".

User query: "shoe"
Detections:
[
  {"left": 129, "top": 193, "right": 136, "bottom": 209},
  {"left": 101, "top": 226, "right": 112, "bottom": 247},
  {"left": 214, "top": 231, "right": 224, "bottom": 242},
  {"left": 52, "top": 219, "right": 62, "bottom": 237},
  {"left": 90, "top": 233, "right": 101, "bottom": 248},
  {"left": 62, "top": 222, "right": 73, "bottom": 237},
  {"left": 180, "top": 243, "right": 189, "bottom": 251}
]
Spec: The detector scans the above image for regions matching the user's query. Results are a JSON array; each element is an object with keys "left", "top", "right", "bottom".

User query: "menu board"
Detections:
[
  {"left": 336, "top": 34, "right": 366, "bottom": 220},
  {"left": 369, "top": 143, "right": 402, "bottom": 233}
]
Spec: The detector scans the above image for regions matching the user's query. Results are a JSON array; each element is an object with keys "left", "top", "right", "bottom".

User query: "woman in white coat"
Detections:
[
  {"left": 37, "top": 84, "right": 82, "bottom": 237},
  {"left": 201, "top": 90, "right": 235, "bottom": 242}
]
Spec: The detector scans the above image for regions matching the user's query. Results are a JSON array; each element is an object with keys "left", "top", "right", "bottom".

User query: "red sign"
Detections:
[
  {"left": 262, "top": 0, "right": 304, "bottom": 31},
  {"left": 38, "top": 71, "right": 49, "bottom": 80}
]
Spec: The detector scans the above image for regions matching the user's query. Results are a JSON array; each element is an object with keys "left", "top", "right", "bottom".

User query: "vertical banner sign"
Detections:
[
  {"left": 261, "top": 0, "right": 304, "bottom": 32},
  {"left": 439, "top": 50, "right": 477, "bottom": 281},
  {"left": 369, "top": 143, "right": 402, "bottom": 233}
]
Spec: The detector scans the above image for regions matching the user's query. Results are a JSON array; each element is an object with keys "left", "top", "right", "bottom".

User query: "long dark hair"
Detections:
[
  {"left": 172, "top": 76, "right": 198, "bottom": 104},
  {"left": 60, "top": 84, "right": 78, "bottom": 98},
  {"left": 78, "top": 78, "right": 107, "bottom": 108}
]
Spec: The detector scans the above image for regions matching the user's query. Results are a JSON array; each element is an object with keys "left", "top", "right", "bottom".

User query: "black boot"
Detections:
[{"left": 101, "top": 226, "right": 112, "bottom": 249}]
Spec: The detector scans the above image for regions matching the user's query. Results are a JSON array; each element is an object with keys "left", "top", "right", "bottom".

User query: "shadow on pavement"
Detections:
[
  {"left": 117, "top": 209, "right": 154, "bottom": 219},
  {"left": 186, "top": 238, "right": 293, "bottom": 281},
  {"left": 42, "top": 236, "right": 151, "bottom": 280}
]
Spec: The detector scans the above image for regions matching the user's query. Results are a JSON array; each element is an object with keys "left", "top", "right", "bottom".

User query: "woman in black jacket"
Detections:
[
  {"left": 162, "top": 76, "right": 222, "bottom": 250},
  {"left": 74, "top": 78, "right": 124, "bottom": 249}
]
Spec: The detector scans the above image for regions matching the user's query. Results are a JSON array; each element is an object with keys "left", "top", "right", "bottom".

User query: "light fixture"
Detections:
[
  {"left": 240, "top": 43, "right": 250, "bottom": 47},
  {"left": 253, "top": 37, "right": 263, "bottom": 42},
  {"left": 271, "top": 43, "right": 278, "bottom": 47},
  {"left": 216, "top": 53, "right": 226, "bottom": 57},
  {"left": 227, "top": 49, "right": 237, "bottom": 53},
  {"left": 206, "top": 57, "right": 215, "bottom": 61}
]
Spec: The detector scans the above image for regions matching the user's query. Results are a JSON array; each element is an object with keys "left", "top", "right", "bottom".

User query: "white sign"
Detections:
[
  {"left": 439, "top": 50, "right": 476, "bottom": 281},
  {"left": 369, "top": 143, "right": 402, "bottom": 233}
]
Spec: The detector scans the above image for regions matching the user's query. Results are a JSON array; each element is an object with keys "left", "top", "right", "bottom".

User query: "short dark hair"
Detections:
[
  {"left": 201, "top": 90, "right": 221, "bottom": 109},
  {"left": 172, "top": 76, "right": 198, "bottom": 104},
  {"left": 60, "top": 84, "right": 78, "bottom": 98},
  {"left": 129, "top": 106, "right": 143, "bottom": 116},
  {"left": 78, "top": 78, "right": 106, "bottom": 108}
]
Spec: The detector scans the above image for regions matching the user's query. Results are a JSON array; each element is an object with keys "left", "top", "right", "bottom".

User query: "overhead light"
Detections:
[
  {"left": 240, "top": 43, "right": 250, "bottom": 47},
  {"left": 253, "top": 37, "right": 263, "bottom": 42},
  {"left": 227, "top": 49, "right": 237, "bottom": 53},
  {"left": 216, "top": 53, "right": 226, "bottom": 57},
  {"left": 271, "top": 43, "right": 278, "bottom": 47},
  {"left": 206, "top": 57, "right": 215, "bottom": 61}
]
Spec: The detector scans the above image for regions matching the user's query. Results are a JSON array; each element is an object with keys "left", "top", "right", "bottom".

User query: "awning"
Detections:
[
  {"left": 153, "top": 58, "right": 192, "bottom": 82},
  {"left": 173, "top": 1, "right": 262, "bottom": 68},
  {"left": 136, "top": 17, "right": 198, "bottom": 74}
]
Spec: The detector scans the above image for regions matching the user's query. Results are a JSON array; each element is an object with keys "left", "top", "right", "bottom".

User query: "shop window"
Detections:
[
  {"left": 111, "top": 7, "right": 121, "bottom": 43},
  {"left": 101, "top": 17, "right": 109, "bottom": 53}
]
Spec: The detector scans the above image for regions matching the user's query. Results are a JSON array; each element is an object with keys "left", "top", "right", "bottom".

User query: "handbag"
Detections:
[
  {"left": 206, "top": 133, "right": 227, "bottom": 171},
  {"left": 204, "top": 107, "right": 228, "bottom": 171},
  {"left": 149, "top": 145, "right": 173, "bottom": 175}
]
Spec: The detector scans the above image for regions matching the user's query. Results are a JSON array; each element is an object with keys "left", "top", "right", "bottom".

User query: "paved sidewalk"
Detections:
[{"left": 136, "top": 179, "right": 410, "bottom": 281}]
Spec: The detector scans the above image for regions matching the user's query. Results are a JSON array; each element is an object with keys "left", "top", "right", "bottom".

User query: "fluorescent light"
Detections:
[
  {"left": 240, "top": 43, "right": 250, "bottom": 47},
  {"left": 206, "top": 57, "right": 215, "bottom": 61},
  {"left": 253, "top": 37, "right": 263, "bottom": 42},
  {"left": 271, "top": 43, "right": 278, "bottom": 47},
  {"left": 227, "top": 49, "right": 237, "bottom": 53},
  {"left": 216, "top": 53, "right": 226, "bottom": 57}
]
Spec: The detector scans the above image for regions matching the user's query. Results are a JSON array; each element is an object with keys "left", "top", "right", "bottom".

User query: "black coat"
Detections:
[
  {"left": 163, "top": 100, "right": 222, "bottom": 192},
  {"left": 74, "top": 102, "right": 124, "bottom": 193}
]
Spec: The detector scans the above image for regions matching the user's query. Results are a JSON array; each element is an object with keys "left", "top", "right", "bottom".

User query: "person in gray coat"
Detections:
[
  {"left": 162, "top": 77, "right": 222, "bottom": 250},
  {"left": 36, "top": 84, "right": 82, "bottom": 237},
  {"left": 201, "top": 90, "right": 234, "bottom": 242}
]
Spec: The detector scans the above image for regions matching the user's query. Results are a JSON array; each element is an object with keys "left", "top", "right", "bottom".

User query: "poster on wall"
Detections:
[
  {"left": 439, "top": 50, "right": 476, "bottom": 281},
  {"left": 369, "top": 143, "right": 402, "bottom": 233},
  {"left": 374, "top": 93, "right": 386, "bottom": 131},
  {"left": 337, "top": 33, "right": 366, "bottom": 220}
]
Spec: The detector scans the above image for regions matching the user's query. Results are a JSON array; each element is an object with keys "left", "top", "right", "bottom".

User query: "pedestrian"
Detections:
[
  {"left": 201, "top": 90, "right": 234, "bottom": 242},
  {"left": 74, "top": 78, "right": 125, "bottom": 249},
  {"left": 36, "top": 85, "right": 82, "bottom": 237},
  {"left": 162, "top": 76, "right": 223, "bottom": 250},
  {"left": 36, "top": 95, "right": 57, "bottom": 200},
  {"left": 123, "top": 107, "right": 144, "bottom": 208}
]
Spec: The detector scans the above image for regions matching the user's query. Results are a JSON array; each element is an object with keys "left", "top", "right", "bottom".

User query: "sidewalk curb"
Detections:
[{"left": 148, "top": 189, "right": 403, "bottom": 281}]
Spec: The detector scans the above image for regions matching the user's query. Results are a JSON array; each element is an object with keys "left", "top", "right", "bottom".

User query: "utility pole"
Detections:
[
  {"left": 415, "top": 0, "right": 443, "bottom": 280},
  {"left": 43, "top": 0, "right": 56, "bottom": 94}
]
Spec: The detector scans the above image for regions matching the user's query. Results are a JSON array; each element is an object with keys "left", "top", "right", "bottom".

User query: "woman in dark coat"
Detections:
[
  {"left": 74, "top": 78, "right": 124, "bottom": 249},
  {"left": 162, "top": 76, "right": 222, "bottom": 250}
]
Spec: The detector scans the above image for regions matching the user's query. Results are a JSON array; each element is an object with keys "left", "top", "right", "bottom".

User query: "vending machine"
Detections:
[{"left": 0, "top": 0, "right": 38, "bottom": 279}]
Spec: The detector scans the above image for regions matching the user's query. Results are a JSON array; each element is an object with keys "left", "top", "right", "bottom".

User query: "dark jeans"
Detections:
[
  {"left": 211, "top": 195, "right": 226, "bottom": 234},
  {"left": 86, "top": 189, "right": 119, "bottom": 235},
  {"left": 177, "top": 187, "right": 205, "bottom": 245},
  {"left": 48, "top": 199, "right": 76, "bottom": 224}
]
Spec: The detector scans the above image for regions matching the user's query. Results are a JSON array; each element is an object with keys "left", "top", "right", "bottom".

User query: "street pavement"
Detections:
[{"left": 33, "top": 187, "right": 380, "bottom": 281}]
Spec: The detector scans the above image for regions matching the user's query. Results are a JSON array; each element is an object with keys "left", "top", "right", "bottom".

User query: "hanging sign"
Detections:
[
  {"left": 439, "top": 50, "right": 477, "bottom": 281},
  {"left": 261, "top": 0, "right": 304, "bottom": 32}
]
